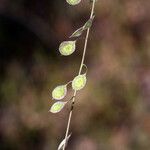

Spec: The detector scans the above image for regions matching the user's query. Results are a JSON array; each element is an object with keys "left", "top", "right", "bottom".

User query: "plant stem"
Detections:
[{"left": 63, "top": 1, "right": 96, "bottom": 149}]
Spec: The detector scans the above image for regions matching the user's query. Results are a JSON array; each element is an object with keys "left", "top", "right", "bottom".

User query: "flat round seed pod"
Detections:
[
  {"left": 59, "top": 41, "right": 76, "bottom": 56},
  {"left": 72, "top": 74, "right": 87, "bottom": 91},
  {"left": 52, "top": 85, "right": 67, "bottom": 100},
  {"left": 66, "top": 0, "right": 81, "bottom": 5},
  {"left": 50, "top": 101, "right": 67, "bottom": 113}
]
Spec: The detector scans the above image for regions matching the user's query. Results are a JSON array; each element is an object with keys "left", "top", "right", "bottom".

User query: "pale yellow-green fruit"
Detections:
[
  {"left": 52, "top": 85, "right": 67, "bottom": 100},
  {"left": 66, "top": 0, "right": 81, "bottom": 5},
  {"left": 72, "top": 74, "right": 87, "bottom": 91},
  {"left": 50, "top": 101, "right": 67, "bottom": 113},
  {"left": 59, "top": 41, "right": 76, "bottom": 56}
]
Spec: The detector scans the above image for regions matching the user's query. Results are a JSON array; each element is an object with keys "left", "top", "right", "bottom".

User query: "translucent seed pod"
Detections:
[
  {"left": 69, "top": 27, "right": 84, "bottom": 38},
  {"left": 50, "top": 101, "right": 67, "bottom": 113},
  {"left": 66, "top": 0, "right": 81, "bottom": 5},
  {"left": 52, "top": 85, "right": 67, "bottom": 100},
  {"left": 83, "top": 15, "right": 95, "bottom": 30},
  {"left": 59, "top": 41, "right": 76, "bottom": 56},
  {"left": 72, "top": 74, "right": 87, "bottom": 91}
]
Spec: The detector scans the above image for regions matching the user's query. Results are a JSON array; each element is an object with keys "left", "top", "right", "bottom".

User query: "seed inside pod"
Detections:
[
  {"left": 50, "top": 101, "right": 67, "bottom": 113},
  {"left": 52, "top": 85, "right": 67, "bottom": 100},
  {"left": 66, "top": 0, "right": 81, "bottom": 5},
  {"left": 59, "top": 41, "right": 76, "bottom": 56},
  {"left": 72, "top": 74, "right": 87, "bottom": 91}
]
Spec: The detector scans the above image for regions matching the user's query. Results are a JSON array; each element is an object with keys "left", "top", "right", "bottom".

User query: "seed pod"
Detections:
[
  {"left": 72, "top": 74, "right": 87, "bottom": 91},
  {"left": 83, "top": 15, "right": 95, "bottom": 30},
  {"left": 50, "top": 101, "right": 67, "bottom": 113},
  {"left": 52, "top": 85, "right": 67, "bottom": 100},
  {"left": 59, "top": 41, "right": 76, "bottom": 56},
  {"left": 70, "top": 27, "right": 84, "bottom": 38},
  {"left": 66, "top": 0, "right": 81, "bottom": 5}
]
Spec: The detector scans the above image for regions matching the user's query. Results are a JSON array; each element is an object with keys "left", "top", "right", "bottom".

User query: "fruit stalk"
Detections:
[{"left": 63, "top": 0, "right": 96, "bottom": 149}]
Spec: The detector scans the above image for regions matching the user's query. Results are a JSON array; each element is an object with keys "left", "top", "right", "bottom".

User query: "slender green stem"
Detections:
[{"left": 63, "top": 1, "right": 96, "bottom": 149}]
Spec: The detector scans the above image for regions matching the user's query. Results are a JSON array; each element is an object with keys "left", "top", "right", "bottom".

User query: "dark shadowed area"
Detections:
[{"left": 0, "top": 0, "right": 150, "bottom": 149}]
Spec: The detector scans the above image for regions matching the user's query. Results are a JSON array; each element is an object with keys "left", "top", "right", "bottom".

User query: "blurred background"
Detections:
[{"left": 0, "top": 0, "right": 150, "bottom": 149}]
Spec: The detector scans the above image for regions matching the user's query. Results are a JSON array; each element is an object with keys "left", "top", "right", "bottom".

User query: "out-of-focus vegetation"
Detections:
[{"left": 0, "top": 0, "right": 150, "bottom": 149}]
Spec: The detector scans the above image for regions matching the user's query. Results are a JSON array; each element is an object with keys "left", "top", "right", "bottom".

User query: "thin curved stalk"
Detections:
[{"left": 63, "top": 1, "right": 96, "bottom": 149}]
